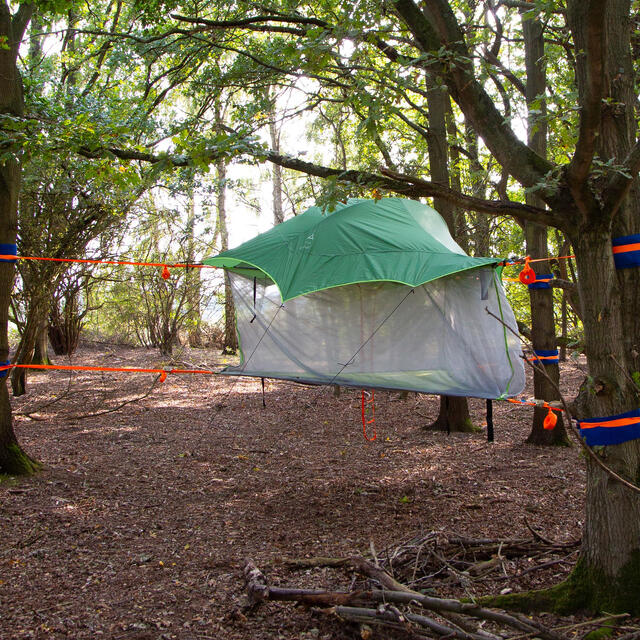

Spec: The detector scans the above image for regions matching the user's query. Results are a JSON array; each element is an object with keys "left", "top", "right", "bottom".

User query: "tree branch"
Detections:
[
  {"left": 11, "top": 3, "right": 33, "bottom": 51},
  {"left": 263, "top": 151, "right": 557, "bottom": 224},
  {"left": 566, "top": 1, "right": 607, "bottom": 195},
  {"left": 603, "top": 138, "right": 640, "bottom": 217},
  {"left": 170, "top": 13, "right": 328, "bottom": 30},
  {"left": 393, "top": 0, "right": 555, "bottom": 196},
  {"left": 78, "top": 138, "right": 557, "bottom": 225}
]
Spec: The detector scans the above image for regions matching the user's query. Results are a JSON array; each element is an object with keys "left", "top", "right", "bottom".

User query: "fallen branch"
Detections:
[
  {"left": 333, "top": 604, "right": 494, "bottom": 640},
  {"left": 243, "top": 559, "right": 270, "bottom": 606},
  {"left": 244, "top": 559, "right": 566, "bottom": 640}
]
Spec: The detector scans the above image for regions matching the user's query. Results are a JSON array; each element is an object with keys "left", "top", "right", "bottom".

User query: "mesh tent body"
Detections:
[{"left": 204, "top": 198, "right": 525, "bottom": 399}]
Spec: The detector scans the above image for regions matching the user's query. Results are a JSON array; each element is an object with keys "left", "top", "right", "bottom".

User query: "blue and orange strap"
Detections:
[
  {"left": 612, "top": 234, "right": 640, "bottom": 269},
  {"left": 528, "top": 349, "right": 560, "bottom": 365},
  {"left": 578, "top": 408, "right": 640, "bottom": 446}
]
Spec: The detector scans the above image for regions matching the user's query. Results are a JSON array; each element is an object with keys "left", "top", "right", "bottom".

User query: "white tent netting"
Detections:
[{"left": 223, "top": 267, "right": 526, "bottom": 399}]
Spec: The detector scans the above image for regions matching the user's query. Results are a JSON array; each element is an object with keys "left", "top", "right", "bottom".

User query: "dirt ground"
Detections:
[{"left": 0, "top": 342, "right": 606, "bottom": 639}]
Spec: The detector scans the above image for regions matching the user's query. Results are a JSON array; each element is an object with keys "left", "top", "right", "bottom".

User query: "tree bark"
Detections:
[{"left": 0, "top": 2, "right": 37, "bottom": 474}]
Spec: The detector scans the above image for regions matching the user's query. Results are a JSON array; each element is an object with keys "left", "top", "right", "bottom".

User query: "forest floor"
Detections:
[{"left": 0, "top": 342, "right": 629, "bottom": 639}]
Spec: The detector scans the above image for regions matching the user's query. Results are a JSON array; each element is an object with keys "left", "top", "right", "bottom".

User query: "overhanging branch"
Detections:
[
  {"left": 78, "top": 141, "right": 557, "bottom": 226},
  {"left": 264, "top": 152, "right": 557, "bottom": 224}
]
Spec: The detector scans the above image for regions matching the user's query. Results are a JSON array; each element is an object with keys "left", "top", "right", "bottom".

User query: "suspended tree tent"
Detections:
[{"left": 205, "top": 198, "right": 525, "bottom": 399}]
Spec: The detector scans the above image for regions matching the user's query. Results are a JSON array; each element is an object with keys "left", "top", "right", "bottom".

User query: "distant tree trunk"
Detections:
[
  {"left": 12, "top": 287, "right": 52, "bottom": 395},
  {"left": 522, "top": 8, "right": 568, "bottom": 445},
  {"left": 269, "top": 98, "right": 284, "bottom": 225},
  {"left": 216, "top": 154, "right": 237, "bottom": 355},
  {"left": 0, "top": 2, "right": 38, "bottom": 474},
  {"left": 32, "top": 319, "right": 50, "bottom": 365},
  {"left": 48, "top": 280, "right": 83, "bottom": 356},
  {"left": 464, "top": 128, "right": 491, "bottom": 257},
  {"left": 185, "top": 181, "right": 203, "bottom": 347},
  {"left": 212, "top": 99, "right": 238, "bottom": 355},
  {"left": 425, "top": 80, "right": 473, "bottom": 433},
  {"left": 445, "top": 105, "right": 468, "bottom": 253}
]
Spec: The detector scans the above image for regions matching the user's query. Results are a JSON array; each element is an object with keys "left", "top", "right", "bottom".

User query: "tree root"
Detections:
[
  {"left": 0, "top": 441, "right": 41, "bottom": 476},
  {"left": 480, "top": 555, "right": 640, "bottom": 616}
]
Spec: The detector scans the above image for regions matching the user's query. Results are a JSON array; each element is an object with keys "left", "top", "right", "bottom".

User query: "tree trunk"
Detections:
[
  {"left": 521, "top": 10, "right": 569, "bottom": 446},
  {"left": 560, "top": 227, "right": 640, "bottom": 613},
  {"left": 32, "top": 319, "right": 50, "bottom": 365},
  {"left": 269, "top": 97, "right": 284, "bottom": 225},
  {"left": 11, "top": 293, "right": 49, "bottom": 396},
  {"left": 425, "top": 79, "right": 472, "bottom": 432},
  {"left": 0, "top": 2, "right": 37, "bottom": 474},
  {"left": 570, "top": 0, "right": 640, "bottom": 611},
  {"left": 524, "top": 230, "right": 568, "bottom": 445},
  {"left": 428, "top": 395, "right": 475, "bottom": 433},
  {"left": 185, "top": 180, "right": 203, "bottom": 348},
  {"left": 216, "top": 152, "right": 238, "bottom": 355}
]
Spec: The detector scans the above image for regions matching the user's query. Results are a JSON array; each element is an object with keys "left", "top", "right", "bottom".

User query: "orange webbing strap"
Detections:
[
  {"left": 506, "top": 397, "right": 563, "bottom": 412},
  {"left": 612, "top": 242, "right": 640, "bottom": 254},
  {"left": 578, "top": 416, "right": 640, "bottom": 429},
  {"left": 0, "top": 254, "right": 218, "bottom": 280},
  {"left": 361, "top": 390, "right": 376, "bottom": 441},
  {"left": 502, "top": 254, "right": 575, "bottom": 266},
  {"left": 507, "top": 397, "right": 562, "bottom": 430},
  {"left": 0, "top": 363, "right": 220, "bottom": 380}
]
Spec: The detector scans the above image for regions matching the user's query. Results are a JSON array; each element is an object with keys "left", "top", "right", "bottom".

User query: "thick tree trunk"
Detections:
[
  {"left": 428, "top": 395, "right": 474, "bottom": 433},
  {"left": 569, "top": 1, "right": 640, "bottom": 611},
  {"left": 563, "top": 228, "right": 640, "bottom": 613},
  {"left": 0, "top": 2, "right": 37, "bottom": 474}
]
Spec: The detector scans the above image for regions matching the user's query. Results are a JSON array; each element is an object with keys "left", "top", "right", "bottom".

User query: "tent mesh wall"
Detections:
[{"left": 222, "top": 267, "right": 525, "bottom": 399}]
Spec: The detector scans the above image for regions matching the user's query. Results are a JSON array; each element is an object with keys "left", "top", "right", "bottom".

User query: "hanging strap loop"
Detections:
[
  {"left": 361, "top": 390, "right": 377, "bottom": 441},
  {"left": 518, "top": 256, "right": 536, "bottom": 284}
]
